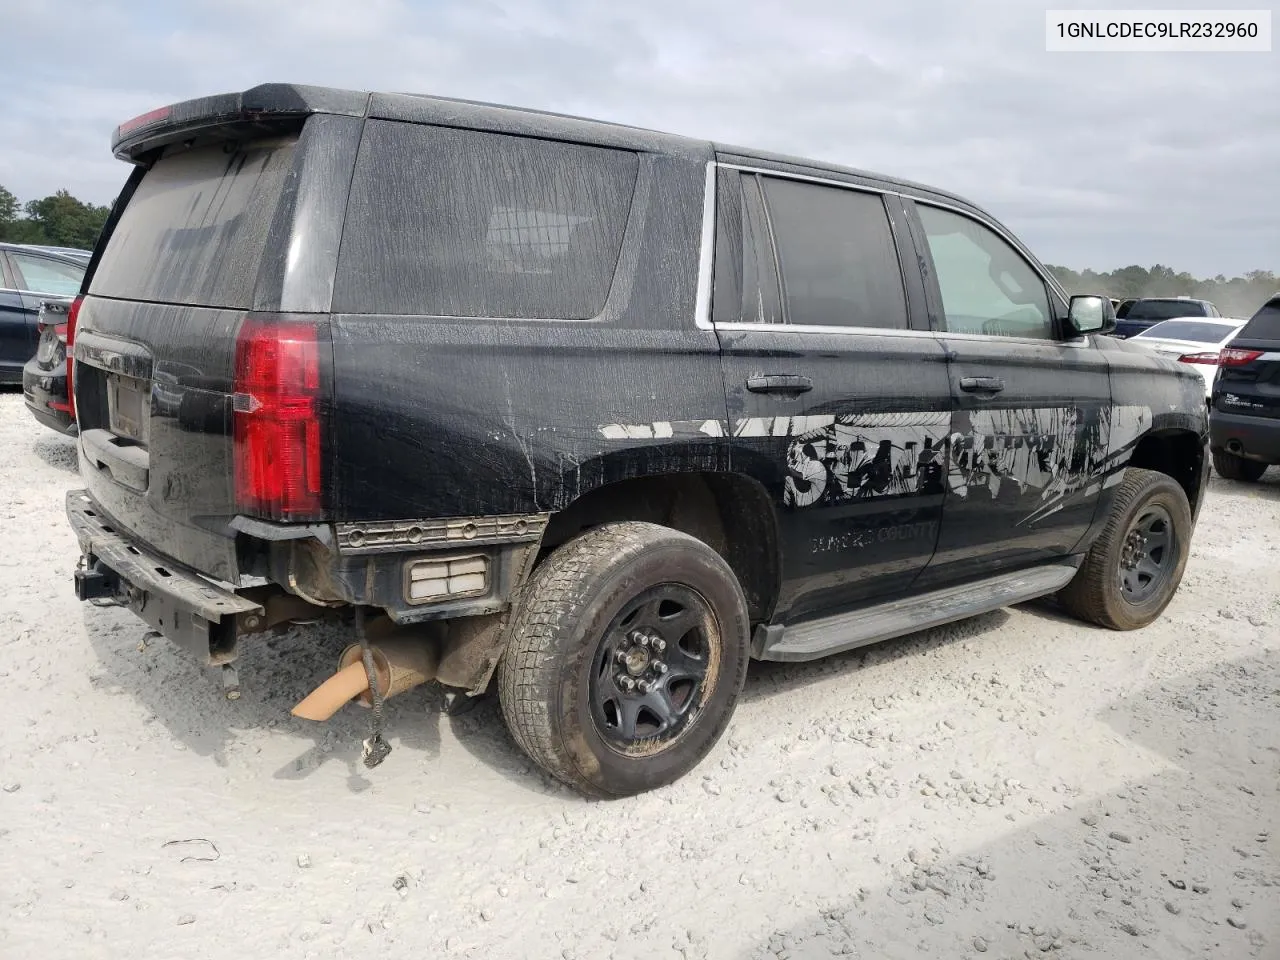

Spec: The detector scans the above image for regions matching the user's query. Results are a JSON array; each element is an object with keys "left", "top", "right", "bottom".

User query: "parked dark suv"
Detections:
[
  {"left": 1209, "top": 294, "right": 1280, "bottom": 481},
  {"left": 1112, "top": 297, "right": 1220, "bottom": 340},
  {"left": 67, "top": 85, "right": 1209, "bottom": 797}
]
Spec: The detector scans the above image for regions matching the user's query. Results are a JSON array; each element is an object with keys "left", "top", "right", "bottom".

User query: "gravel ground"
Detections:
[{"left": 1, "top": 388, "right": 1276, "bottom": 960}]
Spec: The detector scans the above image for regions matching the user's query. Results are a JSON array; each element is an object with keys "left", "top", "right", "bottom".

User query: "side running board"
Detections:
[{"left": 754, "top": 560, "right": 1082, "bottom": 663}]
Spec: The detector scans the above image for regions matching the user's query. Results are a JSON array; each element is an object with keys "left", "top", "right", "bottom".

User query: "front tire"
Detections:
[
  {"left": 1058, "top": 468, "right": 1192, "bottom": 630},
  {"left": 497, "top": 522, "right": 750, "bottom": 798},
  {"left": 1212, "top": 449, "right": 1268, "bottom": 482}
]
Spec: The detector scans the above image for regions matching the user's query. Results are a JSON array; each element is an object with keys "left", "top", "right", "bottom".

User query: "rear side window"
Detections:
[
  {"left": 91, "top": 136, "right": 298, "bottom": 308},
  {"left": 9, "top": 252, "right": 84, "bottom": 296},
  {"left": 712, "top": 172, "right": 782, "bottom": 325},
  {"left": 759, "top": 176, "right": 908, "bottom": 329},
  {"left": 1239, "top": 298, "right": 1280, "bottom": 340},
  {"left": 334, "top": 121, "right": 638, "bottom": 319}
]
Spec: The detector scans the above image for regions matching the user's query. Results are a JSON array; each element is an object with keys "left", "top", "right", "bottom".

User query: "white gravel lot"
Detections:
[{"left": 0, "top": 388, "right": 1276, "bottom": 960}]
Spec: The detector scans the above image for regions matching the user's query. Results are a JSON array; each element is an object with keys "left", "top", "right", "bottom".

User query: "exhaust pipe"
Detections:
[
  {"left": 1226, "top": 439, "right": 1244, "bottom": 455},
  {"left": 291, "top": 636, "right": 439, "bottom": 722}
]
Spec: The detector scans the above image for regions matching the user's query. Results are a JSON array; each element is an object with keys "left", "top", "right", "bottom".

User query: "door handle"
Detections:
[
  {"left": 959, "top": 376, "right": 1005, "bottom": 394},
  {"left": 746, "top": 374, "right": 813, "bottom": 394}
]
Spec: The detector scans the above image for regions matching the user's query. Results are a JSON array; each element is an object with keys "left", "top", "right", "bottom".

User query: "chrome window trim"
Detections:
[
  {"left": 713, "top": 320, "right": 939, "bottom": 340},
  {"left": 693, "top": 160, "right": 718, "bottom": 331},
  {"left": 695, "top": 159, "right": 1077, "bottom": 343},
  {"left": 717, "top": 161, "right": 900, "bottom": 198}
]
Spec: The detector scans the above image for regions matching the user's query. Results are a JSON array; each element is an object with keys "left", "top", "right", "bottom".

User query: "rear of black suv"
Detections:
[{"left": 1209, "top": 294, "right": 1280, "bottom": 481}]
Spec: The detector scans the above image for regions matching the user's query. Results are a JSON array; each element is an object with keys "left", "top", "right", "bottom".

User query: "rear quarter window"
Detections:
[
  {"left": 333, "top": 121, "right": 639, "bottom": 319},
  {"left": 1239, "top": 299, "right": 1280, "bottom": 340},
  {"left": 90, "top": 136, "right": 298, "bottom": 308}
]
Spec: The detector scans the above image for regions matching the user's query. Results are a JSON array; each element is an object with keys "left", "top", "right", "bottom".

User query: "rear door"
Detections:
[
  {"left": 1216, "top": 297, "right": 1280, "bottom": 421},
  {"left": 903, "top": 199, "right": 1113, "bottom": 585},
  {"left": 712, "top": 165, "right": 951, "bottom": 626}
]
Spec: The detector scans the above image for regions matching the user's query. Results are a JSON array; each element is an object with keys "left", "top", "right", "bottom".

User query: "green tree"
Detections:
[
  {"left": 0, "top": 185, "right": 18, "bottom": 228},
  {"left": 22, "top": 189, "right": 111, "bottom": 250}
]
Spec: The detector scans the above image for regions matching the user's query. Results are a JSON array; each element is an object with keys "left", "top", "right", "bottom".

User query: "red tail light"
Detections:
[
  {"left": 65, "top": 295, "right": 83, "bottom": 420},
  {"left": 1177, "top": 351, "right": 1220, "bottom": 365},
  {"left": 233, "top": 317, "right": 325, "bottom": 520},
  {"left": 1219, "top": 347, "right": 1262, "bottom": 367}
]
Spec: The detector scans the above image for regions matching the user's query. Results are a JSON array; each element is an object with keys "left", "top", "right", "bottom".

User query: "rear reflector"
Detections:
[
  {"left": 1220, "top": 347, "right": 1263, "bottom": 367},
  {"left": 405, "top": 555, "right": 490, "bottom": 604},
  {"left": 1177, "top": 352, "right": 1220, "bottom": 365},
  {"left": 65, "top": 296, "right": 82, "bottom": 421},
  {"left": 233, "top": 317, "right": 325, "bottom": 521}
]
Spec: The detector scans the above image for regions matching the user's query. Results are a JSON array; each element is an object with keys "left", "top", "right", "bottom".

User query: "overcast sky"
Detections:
[{"left": 3, "top": 0, "right": 1276, "bottom": 275}]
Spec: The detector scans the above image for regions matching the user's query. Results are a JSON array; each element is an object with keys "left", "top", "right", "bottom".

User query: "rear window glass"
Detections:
[
  {"left": 1239, "top": 298, "right": 1280, "bottom": 340},
  {"left": 1126, "top": 300, "right": 1209, "bottom": 321},
  {"left": 1134, "top": 319, "right": 1240, "bottom": 343},
  {"left": 334, "top": 121, "right": 639, "bottom": 318},
  {"left": 90, "top": 136, "right": 297, "bottom": 308}
]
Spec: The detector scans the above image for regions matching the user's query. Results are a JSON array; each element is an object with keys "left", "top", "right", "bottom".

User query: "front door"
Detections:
[
  {"left": 903, "top": 200, "right": 1118, "bottom": 585},
  {"left": 711, "top": 166, "right": 951, "bottom": 626}
]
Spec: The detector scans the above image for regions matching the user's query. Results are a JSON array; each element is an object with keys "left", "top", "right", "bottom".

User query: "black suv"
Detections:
[
  {"left": 1112, "top": 297, "right": 1220, "bottom": 340},
  {"left": 66, "top": 85, "right": 1209, "bottom": 797},
  {"left": 1209, "top": 294, "right": 1280, "bottom": 481}
]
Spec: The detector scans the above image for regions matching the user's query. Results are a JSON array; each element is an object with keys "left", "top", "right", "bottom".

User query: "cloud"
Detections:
[{"left": 2, "top": 0, "right": 1275, "bottom": 274}]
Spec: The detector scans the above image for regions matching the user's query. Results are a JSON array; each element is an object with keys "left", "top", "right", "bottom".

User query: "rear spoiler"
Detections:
[{"left": 112, "top": 83, "right": 370, "bottom": 162}]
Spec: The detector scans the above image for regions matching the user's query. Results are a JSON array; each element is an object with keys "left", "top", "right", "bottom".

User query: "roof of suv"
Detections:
[{"left": 113, "top": 82, "right": 994, "bottom": 223}]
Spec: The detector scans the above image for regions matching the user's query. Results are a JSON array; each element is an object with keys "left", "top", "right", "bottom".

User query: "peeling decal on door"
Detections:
[
  {"left": 782, "top": 404, "right": 1151, "bottom": 521},
  {"left": 596, "top": 404, "right": 1152, "bottom": 526},
  {"left": 783, "top": 412, "right": 951, "bottom": 507}
]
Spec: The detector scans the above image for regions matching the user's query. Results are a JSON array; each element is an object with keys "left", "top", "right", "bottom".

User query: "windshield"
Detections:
[
  {"left": 1134, "top": 319, "right": 1240, "bottom": 343},
  {"left": 1125, "top": 300, "right": 1209, "bottom": 321}
]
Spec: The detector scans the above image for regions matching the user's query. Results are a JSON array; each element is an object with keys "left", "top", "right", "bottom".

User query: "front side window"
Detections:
[
  {"left": 10, "top": 253, "right": 84, "bottom": 297},
  {"left": 759, "top": 176, "right": 909, "bottom": 330},
  {"left": 917, "top": 204, "right": 1054, "bottom": 340}
]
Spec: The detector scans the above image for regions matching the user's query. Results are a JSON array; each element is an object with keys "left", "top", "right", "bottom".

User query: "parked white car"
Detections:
[{"left": 1128, "top": 317, "right": 1248, "bottom": 400}]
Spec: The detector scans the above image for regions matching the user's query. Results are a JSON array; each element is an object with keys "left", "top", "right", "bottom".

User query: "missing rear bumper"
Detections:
[{"left": 67, "top": 489, "right": 263, "bottom": 665}]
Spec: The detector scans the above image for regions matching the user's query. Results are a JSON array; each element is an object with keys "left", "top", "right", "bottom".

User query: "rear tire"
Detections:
[
  {"left": 1212, "top": 449, "right": 1268, "bottom": 482},
  {"left": 1058, "top": 468, "right": 1191, "bottom": 630},
  {"left": 497, "top": 521, "right": 750, "bottom": 798}
]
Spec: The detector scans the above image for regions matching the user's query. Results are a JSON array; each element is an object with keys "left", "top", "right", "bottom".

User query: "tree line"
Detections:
[
  {"left": 0, "top": 184, "right": 112, "bottom": 252},
  {"left": 1046, "top": 264, "right": 1277, "bottom": 320},
  {"left": 2, "top": 184, "right": 1275, "bottom": 317}
]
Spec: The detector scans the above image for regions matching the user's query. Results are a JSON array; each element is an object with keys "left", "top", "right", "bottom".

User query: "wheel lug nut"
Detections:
[
  {"left": 653, "top": 662, "right": 668, "bottom": 675},
  {"left": 615, "top": 649, "right": 628, "bottom": 664},
  {"left": 637, "top": 679, "right": 653, "bottom": 694},
  {"left": 652, "top": 638, "right": 666, "bottom": 652},
  {"left": 618, "top": 675, "right": 635, "bottom": 691}
]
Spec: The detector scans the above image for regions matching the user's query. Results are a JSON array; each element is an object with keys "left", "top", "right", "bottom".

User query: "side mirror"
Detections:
[{"left": 1066, "top": 295, "right": 1116, "bottom": 336}]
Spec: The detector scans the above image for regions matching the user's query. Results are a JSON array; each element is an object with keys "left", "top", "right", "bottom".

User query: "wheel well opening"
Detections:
[
  {"left": 1128, "top": 430, "right": 1205, "bottom": 513},
  {"left": 539, "top": 473, "right": 781, "bottom": 624}
]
